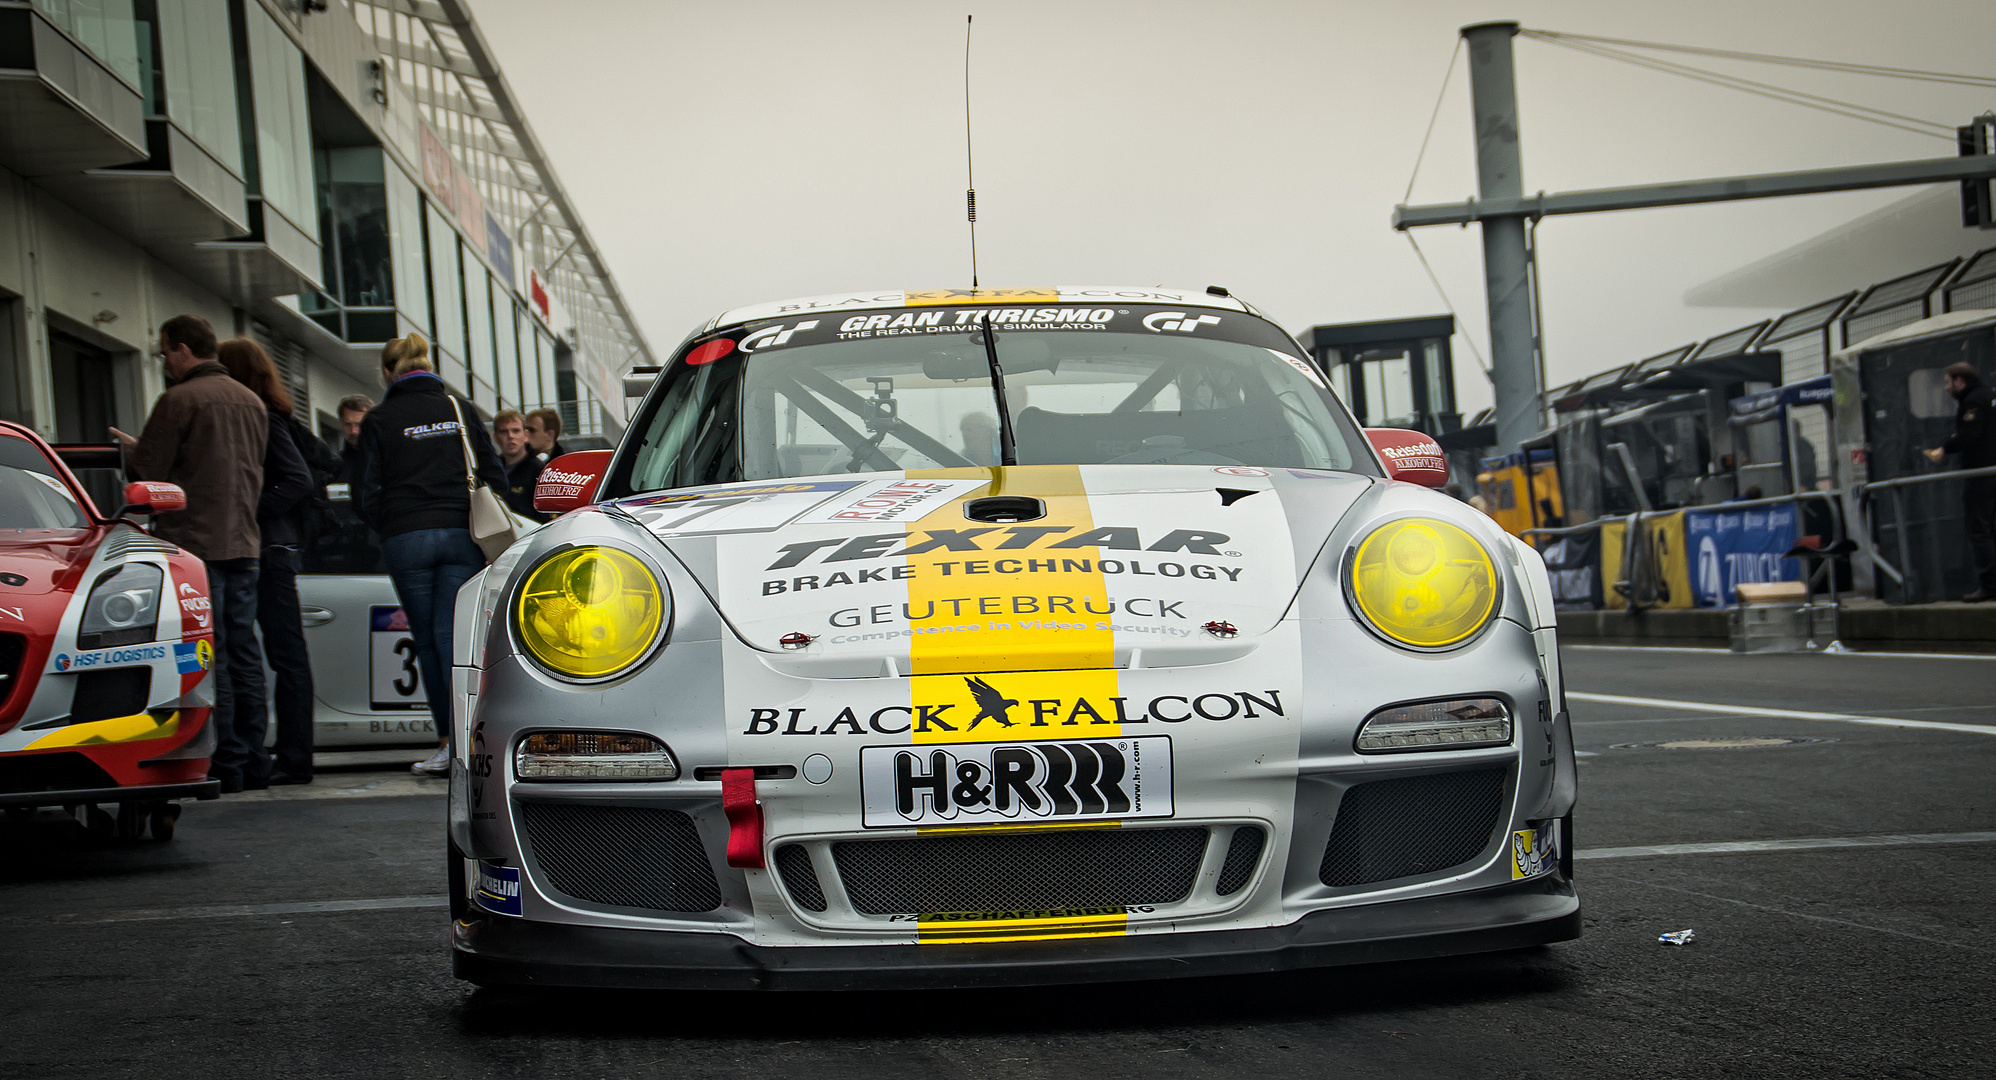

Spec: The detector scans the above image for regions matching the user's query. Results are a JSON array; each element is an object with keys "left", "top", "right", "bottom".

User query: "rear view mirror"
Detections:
[
  {"left": 119, "top": 481, "right": 186, "bottom": 516},
  {"left": 535, "top": 450, "right": 613, "bottom": 514},
  {"left": 1364, "top": 429, "right": 1450, "bottom": 488},
  {"left": 921, "top": 335, "right": 1059, "bottom": 381}
]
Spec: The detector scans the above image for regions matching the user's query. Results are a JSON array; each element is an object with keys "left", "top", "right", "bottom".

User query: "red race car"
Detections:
[{"left": 0, "top": 423, "right": 217, "bottom": 840}]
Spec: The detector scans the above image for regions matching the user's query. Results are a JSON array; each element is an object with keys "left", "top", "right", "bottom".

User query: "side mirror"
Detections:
[
  {"left": 119, "top": 480, "right": 186, "bottom": 516},
  {"left": 1364, "top": 428, "right": 1450, "bottom": 489},
  {"left": 534, "top": 450, "right": 613, "bottom": 514}
]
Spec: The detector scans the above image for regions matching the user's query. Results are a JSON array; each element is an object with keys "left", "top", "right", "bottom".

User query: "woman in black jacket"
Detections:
[
  {"left": 354, "top": 334, "right": 507, "bottom": 776},
  {"left": 217, "top": 338, "right": 315, "bottom": 785}
]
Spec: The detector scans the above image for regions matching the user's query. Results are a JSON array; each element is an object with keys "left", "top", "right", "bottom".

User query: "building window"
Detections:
[
  {"left": 1360, "top": 348, "right": 1415, "bottom": 427},
  {"left": 388, "top": 167, "right": 426, "bottom": 333},
  {"left": 242, "top": 3, "right": 315, "bottom": 238},
  {"left": 536, "top": 327, "right": 557, "bottom": 411},
  {"left": 499, "top": 300, "right": 522, "bottom": 409},
  {"left": 465, "top": 261, "right": 495, "bottom": 411},
  {"left": 155, "top": 0, "right": 242, "bottom": 173},
  {"left": 318, "top": 148, "right": 389, "bottom": 307},
  {"left": 425, "top": 205, "right": 466, "bottom": 386},
  {"left": 31, "top": 0, "right": 142, "bottom": 89}
]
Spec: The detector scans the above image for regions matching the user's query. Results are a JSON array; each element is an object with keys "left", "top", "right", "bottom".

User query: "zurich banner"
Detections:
[{"left": 1685, "top": 505, "right": 1801, "bottom": 607}]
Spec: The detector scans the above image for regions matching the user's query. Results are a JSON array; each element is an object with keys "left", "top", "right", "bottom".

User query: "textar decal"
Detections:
[
  {"left": 763, "top": 526, "right": 1233, "bottom": 570},
  {"left": 858, "top": 736, "right": 1174, "bottom": 826},
  {"left": 743, "top": 679, "right": 1284, "bottom": 735}
]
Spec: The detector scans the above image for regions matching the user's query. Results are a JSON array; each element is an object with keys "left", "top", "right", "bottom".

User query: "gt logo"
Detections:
[
  {"left": 738, "top": 320, "right": 820, "bottom": 352},
  {"left": 1142, "top": 311, "right": 1221, "bottom": 333}
]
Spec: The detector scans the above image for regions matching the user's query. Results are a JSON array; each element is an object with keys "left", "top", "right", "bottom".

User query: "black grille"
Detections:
[
  {"left": 775, "top": 843, "right": 827, "bottom": 912},
  {"left": 1216, "top": 826, "right": 1265, "bottom": 895},
  {"left": 1319, "top": 768, "right": 1506, "bottom": 887},
  {"left": 0, "top": 750, "right": 117, "bottom": 795},
  {"left": 0, "top": 633, "right": 24, "bottom": 709},
  {"left": 70, "top": 668, "right": 151, "bottom": 725},
  {"left": 831, "top": 828, "right": 1206, "bottom": 916},
  {"left": 517, "top": 803, "right": 721, "bottom": 912}
]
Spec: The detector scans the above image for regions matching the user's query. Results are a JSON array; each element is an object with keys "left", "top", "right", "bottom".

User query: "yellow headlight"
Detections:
[
  {"left": 1349, "top": 518, "right": 1498, "bottom": 649},
  {"left": 515, "top": 546, "right": 665, "bottom": 680}
]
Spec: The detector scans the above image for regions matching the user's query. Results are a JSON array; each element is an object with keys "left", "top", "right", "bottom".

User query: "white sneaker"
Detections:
[{"left": 412, "top": 746, "right": 451, "bottom": 776}]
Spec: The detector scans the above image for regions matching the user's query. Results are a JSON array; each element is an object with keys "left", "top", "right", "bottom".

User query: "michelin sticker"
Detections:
[
  {"left": 1511, "top": 826, "right": 1558, "bottom": 879},
  {"left": 474, "top": 862, "right": 523, "bottom": 916}
]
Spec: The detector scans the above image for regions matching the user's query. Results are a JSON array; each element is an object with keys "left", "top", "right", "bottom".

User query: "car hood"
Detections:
[
  {"left": 0, "top": 530, "right": 98, "bottom": 596},
  {"left": 611, "top": 464, "right": 1374, "bottom": 675}
]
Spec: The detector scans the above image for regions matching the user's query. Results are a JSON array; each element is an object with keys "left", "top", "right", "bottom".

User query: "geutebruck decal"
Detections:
[
  {"left": 857, "top": 736, "right": 1175, "bottom": 826},
  {"left": 742, "top": 676, "right": 1284, "bottom": 735}
]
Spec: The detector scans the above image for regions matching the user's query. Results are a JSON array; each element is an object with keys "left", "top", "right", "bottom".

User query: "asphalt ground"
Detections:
[{"left": 3, "top": 646, "right": 1992, "bottom": 1079}]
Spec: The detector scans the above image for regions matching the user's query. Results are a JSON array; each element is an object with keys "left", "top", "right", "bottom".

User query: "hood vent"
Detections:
[{"left": 962, "top": 495, "right": 1045, "bottom": 523}]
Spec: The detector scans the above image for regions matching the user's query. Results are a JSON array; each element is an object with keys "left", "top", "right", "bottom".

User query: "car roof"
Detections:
[{"left": 705, "top": 286, "right": 1257, "bottom": 332}]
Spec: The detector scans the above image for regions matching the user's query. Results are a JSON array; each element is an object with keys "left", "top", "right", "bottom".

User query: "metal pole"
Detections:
[{"left": 1463, "top": 21, "right": 1540, "bottom": 456}]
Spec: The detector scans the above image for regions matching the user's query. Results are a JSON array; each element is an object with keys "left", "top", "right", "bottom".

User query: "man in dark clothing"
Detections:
[
  {"left": 110, "top": 315, "right": 271, "bottom": 791},
  {"left": 525, "top": 407, "right": 567, "bottom": 463},
  {"left": 335, "top": 394, "right": 373, "bottom": 485},
  {"left": 493, "top": 408, "right": 544, "bottom": 518},
  {"left": 1925, "top": 361, "right": 1996, "bottom": 602}
]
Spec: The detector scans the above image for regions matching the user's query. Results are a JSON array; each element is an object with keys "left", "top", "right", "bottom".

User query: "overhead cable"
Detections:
[
  {"left": 1524, "top": 33, "right": 1957, "bottom": 141},
  {"left": 1405, "top": 38, "right": 1464, "bottom": 203},
  {"left": 1403, "top": 232, "right": 1492, "bottom": 382},
  {"left": 1521, "top": 29, "right": 1996, "bottom": 89}
]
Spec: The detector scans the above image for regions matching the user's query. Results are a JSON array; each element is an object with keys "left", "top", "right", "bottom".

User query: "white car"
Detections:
[{"left": 446, "top": 286, "right": 1578, "bottom": 989}]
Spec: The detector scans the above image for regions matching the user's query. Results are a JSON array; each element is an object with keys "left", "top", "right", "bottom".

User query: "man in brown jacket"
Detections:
[{"left": 112, "top": 314, "right": 271, "bottom": 792}]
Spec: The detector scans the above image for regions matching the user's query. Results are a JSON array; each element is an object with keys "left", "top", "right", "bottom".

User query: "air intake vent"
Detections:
[
  {"left": 962, "top": 496, "right": 1045, "bottom": 523},
  {"left": 1215, "top": 826, "right": 1265, "bottom": 895},
  {"left": 1319, "top": 768, "right": 1505, "bottom": 887},
  {"left": 831, "top": 827, "right": 1205, "bottom": 916},
  {"left": 517, "top": 803, "right": 722, "bottom": 912},
  {"left": 774, "top": 844, "right": 827, "bottom": 912}
]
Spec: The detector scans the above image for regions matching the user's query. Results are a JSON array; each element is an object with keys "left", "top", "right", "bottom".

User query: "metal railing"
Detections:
[
  {"left": 1854, "top": 464, "right": 1996, "bottom": 595},
  {"left": 1522, "top": 488, "right": 1847, "bottom": 611}
]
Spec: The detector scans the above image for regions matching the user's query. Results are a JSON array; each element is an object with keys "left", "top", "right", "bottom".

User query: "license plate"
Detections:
[
  {"left": 368, "top": 606, "right": 428, "bottom": 711},
  {"left": 859, "top": 737, "right": 1173, "bottom": 828}
]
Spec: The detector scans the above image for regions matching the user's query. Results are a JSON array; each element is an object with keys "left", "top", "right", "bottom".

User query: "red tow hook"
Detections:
[{"left": 721, "top": 768, "right": 765, "bottom": 869}]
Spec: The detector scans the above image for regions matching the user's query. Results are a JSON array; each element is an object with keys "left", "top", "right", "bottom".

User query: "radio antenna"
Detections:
[{"left": 964, "top": 14, "right": 978, "bottom": 288}]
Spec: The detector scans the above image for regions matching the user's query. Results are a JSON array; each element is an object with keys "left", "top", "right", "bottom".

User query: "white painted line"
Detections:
[
  {"left": 1567, "top": 644, "right": 1996, "bottom": 661},
  {"left": 37, "top": 895, "right": 448, "bottom": 925},
  {"left": 1568, "top": 691, "right": 1996, "bottom": 735},
  {"left": 1579, "top": 831, "right": 1996, "bottom": 860}
]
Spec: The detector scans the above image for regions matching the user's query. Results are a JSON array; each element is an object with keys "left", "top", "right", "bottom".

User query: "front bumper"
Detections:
[
  {"left": 451, "top": 871, "right": 1578, "bottom": 991},
  {"left": 0, "top": 779, "right": 221, "bottom": 808}
]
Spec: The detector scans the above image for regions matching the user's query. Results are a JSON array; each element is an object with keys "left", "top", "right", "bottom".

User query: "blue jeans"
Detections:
[
  {"left": 205, "top": 558, "right": 267, "bottom": 786},
  {"left": 381, "top": 529, "right": 485, "bottom": 739}
]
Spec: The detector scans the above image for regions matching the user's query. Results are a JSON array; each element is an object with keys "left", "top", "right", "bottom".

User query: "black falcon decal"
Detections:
[{"left": 965, "top": 676, "right": 1018, "bottom": 730}]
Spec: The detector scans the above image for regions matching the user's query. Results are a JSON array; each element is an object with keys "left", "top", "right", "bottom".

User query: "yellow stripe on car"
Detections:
[
  {"left": 904, "top": 466, "right": 1121, "bottom": 746},
  {"left": 917, "top": 908, "right": 1129, "bottom": 944},
  {"left": 902, "top": 288, "right": 1059, "bottom": 307},
  {"left": 25, "top": 711, "right": 179, "bottom": 750}
]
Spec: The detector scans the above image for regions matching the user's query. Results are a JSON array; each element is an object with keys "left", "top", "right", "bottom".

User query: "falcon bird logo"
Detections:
[{"left": 964, "top": 676, "right": 1018, "bottom": 729}]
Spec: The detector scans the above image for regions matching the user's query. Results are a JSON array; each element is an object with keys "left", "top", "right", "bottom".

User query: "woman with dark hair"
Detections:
[
  {"left": 216, "top": 338, "right": 316, "bottom": 784},
  {"left": 354, "top": 334, "right": 506, "bottom": 775}
]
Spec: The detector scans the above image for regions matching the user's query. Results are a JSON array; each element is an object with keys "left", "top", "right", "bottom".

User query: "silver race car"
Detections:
[{"left": 448, "top": 287, "right": 1578, "bottom": 989}]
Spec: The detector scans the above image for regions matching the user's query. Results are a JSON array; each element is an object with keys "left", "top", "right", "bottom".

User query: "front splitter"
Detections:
[{"left": 452, "top": 873, "right": 1579, "bottom": 991}]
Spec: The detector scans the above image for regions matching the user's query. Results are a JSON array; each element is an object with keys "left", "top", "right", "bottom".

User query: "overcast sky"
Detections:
[{"left": 471, "top": 0, "right": 1993, "bottom": 416}]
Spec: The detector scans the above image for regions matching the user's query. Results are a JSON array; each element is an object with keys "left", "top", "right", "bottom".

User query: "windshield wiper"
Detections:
[{"left": 977, "top": 314, "right": 1019, "bottom": 467}]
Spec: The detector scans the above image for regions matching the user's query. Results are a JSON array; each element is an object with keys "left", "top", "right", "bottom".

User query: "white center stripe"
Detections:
[
  {"left": 1578, "top": 831, "right": 1996, "bottom": 860},
  {"left": 33, "top": 896, "right": 448, "bottom": 925},
  {"left": 1568, "top": 691, "right": 1996, "bottom": 735}
]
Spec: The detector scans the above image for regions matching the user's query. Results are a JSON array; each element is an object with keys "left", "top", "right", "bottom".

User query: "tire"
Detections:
[
  {"left": 149, "top": 803, "right": 180, "bottom": 841},
  {"left": 1560, "top": 811, "right": 1574, "bottom": 879},
  {"left": 115, "top": 802, "right": 147, "bottom": 841},
  {"left": 448, "top": 836, "right": 470, "bottom": 921},
  {"left": 84, "top": 804, "right": 115, "bottom": 838}
]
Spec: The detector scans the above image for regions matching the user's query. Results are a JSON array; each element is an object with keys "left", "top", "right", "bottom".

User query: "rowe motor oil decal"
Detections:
[{"left": 677, "top": 464, "right": 1316, "bottom": 947}]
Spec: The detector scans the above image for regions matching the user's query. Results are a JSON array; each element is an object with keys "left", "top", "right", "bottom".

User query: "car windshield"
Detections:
[
  {"left": 614, "top": 303, "right": 1374, "bottom": 494},
  {"left": 0, "top": 437, "right": 87, "bottom": 529}
]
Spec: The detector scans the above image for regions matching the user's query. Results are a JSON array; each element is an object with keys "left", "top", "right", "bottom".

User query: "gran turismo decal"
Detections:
[
  {"left": 763, "top": 526, "right": 1233, "bottom": 570},
  {"left": 738, "top": 320, "right": 820, "bottom": 352},
  {"left": 743, "top": 682, "right": 1284, "bottom": 735},
  {"left": 1142, "top": 311, "right": 1222, "bottom": 333},
  {"left": 858, "top": 736, "right": 1173, "bottom": 826}
]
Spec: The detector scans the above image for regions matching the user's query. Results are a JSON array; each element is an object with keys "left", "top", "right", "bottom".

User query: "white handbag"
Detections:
[{"left": 447, "top": 396, "right": 518, "bottom": 562}]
